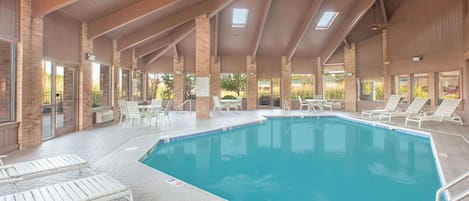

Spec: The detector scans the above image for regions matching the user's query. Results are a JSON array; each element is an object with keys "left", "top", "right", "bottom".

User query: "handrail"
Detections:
[
  {"left": 282, "top": 101, "right": 290, "bottom": 112},
  {"left": 435, "top": 171, "right": 469, "bottom": 201},
  {"left": 178, "top": 100, "right": 192, "bottom": 113}
]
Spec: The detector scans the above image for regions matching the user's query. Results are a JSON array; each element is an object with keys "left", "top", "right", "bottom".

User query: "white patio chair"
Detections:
[
  {"left": 405, "top": 99, "right": 462, "bottom": 128},
  {"left": 379, "top": 97, "right": 429, "bottom": 122},
  {"left": 151, "top": 99, "right": 163, "bottom": 107},
  {"left": 148, "top": 101, "right": 162, "bottom": 126},
  {"left": 0, "top": 154, "right": 90, "bottom": 186},
  {"left": 361, "top": 95, "right": 402, "bottom": 119},
  {"left": 213, "top": 96, "right": 228, "bottom": 111},
  {"left": 159, "top": 100, "right": 172, "bottom": 125},
  {"left": 118, "top": 99, "right": 127, "bottom": 124},
  {"left": 125, "top": 101, "right": 143, "bottom": 127},
  {"left": 233, "top": 96, "right": 243, "bottom": 111},
  {"left": 322, "top": 100, "right": 333, "bottom": 111},
  {"left": 0, "top": 174, "right": 133, "bottom": 201},
  {"left": 298, "top": 96, "right": 311, "bottom": 111}
]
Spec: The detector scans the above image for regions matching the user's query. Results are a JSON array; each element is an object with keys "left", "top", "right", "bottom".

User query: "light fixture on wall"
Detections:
[
  {"left": 346, "top": 72, "right": 353, "bottom": 76},
  {"left": 249, "top": 72, "right": 255, "bottom": 76},
  {"left": 412, "top": 56, "right": 423, "bottom": 62},
  {"left": 85, "top": 53, "right": 95, "bottom": 61},
  {"left": 175, "top": 70, "right": 182, "bottom": 75},
  {"left": 384, "top": 60, "right": 391, "bottom": 65}
]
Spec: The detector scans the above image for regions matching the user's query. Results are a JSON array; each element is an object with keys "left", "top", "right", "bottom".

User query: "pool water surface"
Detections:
[{"left": 141, "top": 117, "right": 441, "bottom": 201}]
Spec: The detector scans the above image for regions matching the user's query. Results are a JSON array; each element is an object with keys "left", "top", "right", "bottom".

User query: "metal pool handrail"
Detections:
[{"left": 435, "top": 171, "right": 469, "bottom": 201}]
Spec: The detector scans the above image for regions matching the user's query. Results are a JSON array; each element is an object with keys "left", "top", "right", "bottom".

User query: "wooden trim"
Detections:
[
  {"left": 32, "top": 0, "right": 78, "bottom": 17},
  {"left": 251, "top": 0, "right": 272, "bottom": 63},
  {"left": 378, "top": 0, "right": 388, "bottom": 24}
]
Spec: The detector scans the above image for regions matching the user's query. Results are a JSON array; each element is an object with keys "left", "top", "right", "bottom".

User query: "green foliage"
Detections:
[
  {"left": 184, "top": 74, "right": 195, "bottom": 100},
  {"left": 375, "top": 84, "right": 384, "bottom": 100},
  {"left": 414, "top": 86, "right": 429, "bottom": 98},
  {"left": 162, "top": 74, "right": 174, "bottom": 100},
  {"left": 325, "top": 87, "right": 344, "bottom": 100},
  {"left": 222, "top": 95, "right": 236, "bottom": 99},
  {"left": 221, "top": 74, "right": 246, "bottom": 96}
]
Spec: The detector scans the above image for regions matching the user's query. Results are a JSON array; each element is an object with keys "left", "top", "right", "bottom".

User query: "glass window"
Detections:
[
  {"left": 324, "top": 71, "right": 344, "bottom": 100},
  {"left": 316, "top": 11, "right": 339, "bottom": 30},
  {"left": 119, "top": 69, "right": 130, "bottom": 100},
  {"left": 92, "top": 63, "right": 111, "bottom": 108},
  {"left": 184, "top": 74, "right": 196, "bottom": 100},
  {"left": 220, "top": 73, "right": 246, "bottom": 99},
  {"left": 148, "top": 73, "right": 174, "bottom": 100},
  {"left": 439, "top": 71, "right": 460, "bottom": 100},
  {"left": 394, "top": 75, "right": 409, "bottom": 103},
  {"left": 359, "top": 77, "right": 384, "bottom": 101},
  {"left": 292, "top": 74, "right": 315, "bottom": 99},
  {"left": 413, "top": 73, "right": 429, "bottom": 99},
  {"left": 232, "top": 8, "right": 249, "bottom": 28},
  {"left": 134, "top": 72, "right": 144, "bottom": 100},
  {"left": 0, "top": 41, "right": 15, "bottom": 122},
  {"left": 258, "top": 79, "right": 271, "bottom": 106}
]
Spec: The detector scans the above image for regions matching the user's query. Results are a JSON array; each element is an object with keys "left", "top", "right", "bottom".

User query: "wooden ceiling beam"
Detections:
[
  {"left": 320, "top": 0, "right": 375, "bottom": 64},
  {"left": 134, "top": 21, "right": 194, "bottom": 59},
  {"left": 146, "top": 25, "right": 195, "bottom": 64},
  {"left": 117, "top": 0, "right": 234, "bottom": 51},
  {"left": 251, "top": 0, "right": 272, "bottom": 63},
  {"left": 378, "top": 0, "right": 388, "bottom": 24},
  {"left": 343, "top": 38, "right": 351, "bottom": 49},
  {"left": 88, "top": 0, "right": 179, "bottom": 39},
  {"left": 172, "top": 45, "right": 179, "bottom": 63},
  {"left": 32, "top": 0, "right": 78, "bottom": 17},
  {"left": 285, "top": 0, "right": 324, "bottom": 62}
]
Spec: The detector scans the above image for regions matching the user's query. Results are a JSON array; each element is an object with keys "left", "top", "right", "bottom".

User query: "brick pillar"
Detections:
[
  {"left": 281, "top": 56, "right": 292, "bottom": 109},
  {"left": 210, "top": 56, "right": 221, "bottom": 109},
  {"left": 246, "top": 56, "right": 257, "bottom": 110},
  {"left": 79, "top": 22, "right": 93, "bottom": 129},
  {"left": 382, "top": 29, "right": 391, "bottom": 101},
  {"left": 112, "top": 39, "right": 120, "bottom": 120},
  {"left": 407, "top": 74, "right": 414, "bottom": 103},
  {"left": 344, "top": 43, "right": 357, "bottom": 112},
  {"left": 173, "top": 56, "right": 184, "bottom": 109},
  {"left": 316, "top": 57, "right": 323, "bottom": 96},
  {"left": 195, "top": 15, "right": 210, "bottom": 119},
  {"left": 17, "top": 0, "right": 44, "bottom": 147},
  {"left": 463, "top": 60, "right": 469, "bottom": 122}
]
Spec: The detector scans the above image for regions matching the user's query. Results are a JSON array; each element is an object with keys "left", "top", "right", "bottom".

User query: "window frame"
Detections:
[{"left": 91, "top": 62, "right": 112, "bottom": 109}]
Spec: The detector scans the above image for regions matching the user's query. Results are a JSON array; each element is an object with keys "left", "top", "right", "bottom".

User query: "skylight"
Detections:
[
  {"left": 232, "top": 8, "right": 248, "bottom": 28},
  {"left": 315, "top": 11, "right": 339, "bottom": 30}
]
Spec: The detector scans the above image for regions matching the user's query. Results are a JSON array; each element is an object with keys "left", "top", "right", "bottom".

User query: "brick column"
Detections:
[
  {"left": 407, "top": 74, "right": 414, "bottom": 103},
  {"left": 281, "top": 56, "right": 292, "bottom": 109},
  {"left": 17, "top": 0, "right": 43, "bottom": 147},
  {"left": 344, "top": 43, "right": 357, "bottom": 112},
  {"left": 210, "top": 56, "right": 221, "bottom": 109},
  {"left": 463, "top": 60, "right": 469, "bottom": 122},
  {"left": 195, "top": 15, "right": 210, "bottom": 119},
  {"left": 382, "top": 29, "right": 391, "bottom": 101},
  {"left": 316, "top": 57, "right": 323, "bottom": 96},
  {"left": 428, "top": 72, "right": 438, "bottom": 106},
  {"left": 173, "top": 56, "right": 184, "bottom": 109},
  {"left": 79, "top": 22, "right": 93, "bottom": 129},
  {"left": 246, "top": 56, "right": 257, "bottom": 110},
  {"left": 112, "top": 39, "right": 120, "bottom": 120}
]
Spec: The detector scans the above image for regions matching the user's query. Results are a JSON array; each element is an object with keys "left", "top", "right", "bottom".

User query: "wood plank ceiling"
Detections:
[{"left": 48, "top": 0, "right": 400, "bottom": 65}]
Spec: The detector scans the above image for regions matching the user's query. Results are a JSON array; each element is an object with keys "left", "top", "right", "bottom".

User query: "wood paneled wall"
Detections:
[
  {"left": 357, "top": 34, "right": 383, "bottom": 77},
  {"left": 93, "top": 36, "right": 112, "bottom": 65},
  {"left": 221, "top": 56, "right": 246, "bottom": 73},
  {"left": 0, "top": 122, "right": 19, "bottom": 154},
  {"left": 0, "top": 0, "right": 19, "bottom": 42},
  {"left": 44, "top": 12, "right": 81, "bottom": 64}
]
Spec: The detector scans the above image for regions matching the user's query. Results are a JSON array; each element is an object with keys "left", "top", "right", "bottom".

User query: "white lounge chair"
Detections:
[
  {"left": 118, "top": 99, "right": 127, "bottom": 124},
  {"left": 0, "top": 174, "right": 133, "bottom": 201},
  {"left": 0, "top": 154, "right": 90, "bottom": 185},
  {"left": 361, "top": 95, "right": 402, "bottom": 119},
  {"left": 405, "top": 99, "right": 462, "bottom": 128},
  {"left": 379, "top": 97, "right": 429, "bottom": 122},
  {"left": 213, "top": 96, "right": 229, "bottom": 111},
  {"left": 298, "top": 96, "right": 311, "bottom": 111}
]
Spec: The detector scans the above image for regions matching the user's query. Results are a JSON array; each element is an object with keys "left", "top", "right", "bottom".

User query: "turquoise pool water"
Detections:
[{"left": 141, "top": 117, "right": 441, "bottom": 201}]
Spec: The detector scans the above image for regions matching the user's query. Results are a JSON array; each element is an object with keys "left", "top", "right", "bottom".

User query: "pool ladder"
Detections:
[{"left": 435, "top": 171, "right": 469, "bottom": 201}]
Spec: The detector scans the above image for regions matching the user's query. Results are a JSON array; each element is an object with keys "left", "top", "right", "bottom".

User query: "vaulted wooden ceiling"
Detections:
[{"left": 36, "top": 0, "right": 402, "bottom": 65}]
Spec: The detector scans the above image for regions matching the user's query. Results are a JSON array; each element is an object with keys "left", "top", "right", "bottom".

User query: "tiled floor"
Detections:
[{"left": 1, "top": 110, "right": 468, "bottom": 200}]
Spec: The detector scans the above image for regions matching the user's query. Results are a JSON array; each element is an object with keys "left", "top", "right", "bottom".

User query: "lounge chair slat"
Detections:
[
  {"left": 45, "top": 186, "right": 64, "bottom": 201},
  {"left": 31, "top": 189, "right": 45, "bottom": 201},
  {"left": 85, "top": 176, "right": 108, "bottom": 195},
  {"left": 61, "top": 182, "right": 84, "bottom": 200},
  {"left": 46, "top": 157, "right": 63, "bottom": 168},
  {"left": 21, "top": 192, "right": 34, "bottom": 201},
  {"left": 13, "top": 193, "right": 25, "bottom": 201},
  {"left": 52, "top": 184, "right": 73, "bottom": 201},
  {"left": 76, "top": 180, "right": 98, "bottom": 198},
  {"left": 66, "top": 181, "right": 88, "bottom": 200}
]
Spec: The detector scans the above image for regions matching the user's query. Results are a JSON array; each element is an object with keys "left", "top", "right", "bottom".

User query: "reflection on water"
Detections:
[{"left": 142, "top": 117, "right": 440, "bottom": 201}]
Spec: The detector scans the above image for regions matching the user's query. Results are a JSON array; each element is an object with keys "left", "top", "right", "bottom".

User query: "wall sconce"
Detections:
[
  {"left": 249, "top": 72, "right": 255, "bottom": 76},
  {"left": 85, "top": 53, "right": 95, "bottom": 61},
  {"left": 384, "top": 60, "right": 391, "bottom": 65},
  {"left": 175, "top": 70, "right": 182, "bottom": 75},
  {"left": 346, "top": 72, "right": 353, "bottom": 76},
  {"left": 412, "top": 56, "right": 423, "bottom": 62}
]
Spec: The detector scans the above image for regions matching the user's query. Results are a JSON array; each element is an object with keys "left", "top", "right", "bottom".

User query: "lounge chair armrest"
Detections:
[{"left": 0, "top": 155, "right": 8, "bottom": 158}]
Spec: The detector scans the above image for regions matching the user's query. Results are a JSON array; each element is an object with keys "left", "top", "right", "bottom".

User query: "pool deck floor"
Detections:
[{"left": 1, "top": 110, "right": 468, "bottom": 200}]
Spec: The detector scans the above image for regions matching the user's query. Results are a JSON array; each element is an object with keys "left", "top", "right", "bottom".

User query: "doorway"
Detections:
[
  {"left": 258, "top": 78, "right": 281, "bottom": 108},
  {"left": 42, "top": 60, "right": 77, "bottom": 140}
]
